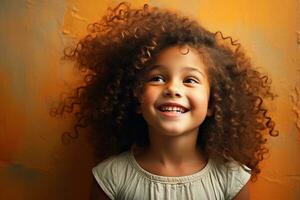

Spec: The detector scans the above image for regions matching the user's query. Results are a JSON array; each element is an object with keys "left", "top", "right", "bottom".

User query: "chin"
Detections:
[{"left": 158, "top": 126, "right": 196, "bottom": 137}]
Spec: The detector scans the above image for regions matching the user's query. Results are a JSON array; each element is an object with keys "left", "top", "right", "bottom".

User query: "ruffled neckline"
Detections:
[{"left": 128, "top": 150, "right": 213, "bottom": 184}]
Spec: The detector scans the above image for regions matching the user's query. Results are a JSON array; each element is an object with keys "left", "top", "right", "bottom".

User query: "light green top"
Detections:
[{"left": 92, "top": 151, "right": 251, "bottom": 200}]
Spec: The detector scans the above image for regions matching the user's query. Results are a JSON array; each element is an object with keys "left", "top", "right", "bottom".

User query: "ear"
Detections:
[
  {"left": 134, "top": 89, "right": 143, "bottom": 114},
  {"left": 136, "top": 104, "right": 142, "bottom": 114},
  {"left": 206, "top": 107, "right": 214, "bottom": 117},
  {"left": 206, "top": 95, "right": 214, "bottom": 117},
  {"left": 134, "top": 87, "right": 141, "bottom": 100}
]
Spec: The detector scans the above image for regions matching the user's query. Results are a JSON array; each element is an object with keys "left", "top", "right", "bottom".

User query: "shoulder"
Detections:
[
  {"left": 93, "top": 151, "right": 130, "bottom": 174},
  {"left": 92, "top": 151, "right": 131, "bottom": 200},
  {"left": 211, "top": 159, "right": 251, "bottom": 199}
]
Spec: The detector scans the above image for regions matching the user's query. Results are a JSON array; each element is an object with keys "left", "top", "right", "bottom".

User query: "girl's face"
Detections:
[{"left": 138, "top": 45, "right": 212, "bottom": 137}]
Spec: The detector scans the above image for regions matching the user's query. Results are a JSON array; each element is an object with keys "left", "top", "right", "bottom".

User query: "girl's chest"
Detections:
[{"left": 117, "top": 176, "right": 227, "bottom": 200}]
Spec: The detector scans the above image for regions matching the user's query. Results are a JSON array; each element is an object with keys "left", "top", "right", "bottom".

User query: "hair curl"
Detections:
[{"left": 52, "top": 2, "right": 278, "bottom": 181}]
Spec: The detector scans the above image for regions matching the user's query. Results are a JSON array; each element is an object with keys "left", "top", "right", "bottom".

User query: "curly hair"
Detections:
[{"left": 52, "top": 2, "right": 278, "bottom": 180}]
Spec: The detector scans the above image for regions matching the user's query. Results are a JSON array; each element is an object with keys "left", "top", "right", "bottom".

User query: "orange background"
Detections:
[{"left": 0, "top": 0, "right": 299, "bottom": 199}]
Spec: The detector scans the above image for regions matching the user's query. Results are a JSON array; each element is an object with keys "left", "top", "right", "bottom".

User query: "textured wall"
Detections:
[{"left": 0, "top": 0, "right": 299, "bottom": 199}]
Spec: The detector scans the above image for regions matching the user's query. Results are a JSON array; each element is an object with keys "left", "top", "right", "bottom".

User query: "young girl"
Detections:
[{"left": 55, "top": 2, "right": 278, "bottom": 199}]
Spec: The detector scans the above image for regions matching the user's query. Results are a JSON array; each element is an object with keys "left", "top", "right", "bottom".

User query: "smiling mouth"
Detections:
[{"left": 157, "top": 105, "right": 189, "bottom": 113}]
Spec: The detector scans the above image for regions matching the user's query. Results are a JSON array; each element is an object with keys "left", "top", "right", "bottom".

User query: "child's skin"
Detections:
[{"left": 90, "top": 44, "right": 250, "bottom": 199}]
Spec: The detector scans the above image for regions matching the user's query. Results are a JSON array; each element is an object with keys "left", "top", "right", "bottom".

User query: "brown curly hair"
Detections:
[{"left": 52, "top": 2, "right": 278, "bottom": 180}]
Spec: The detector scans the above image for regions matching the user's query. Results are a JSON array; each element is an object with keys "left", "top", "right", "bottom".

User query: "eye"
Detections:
[
  {"left": 148, "top": 75, "right": 165, "bottom": 83},
  {"left": 184, "top": 77, "right": 199, "bottom": 84}
]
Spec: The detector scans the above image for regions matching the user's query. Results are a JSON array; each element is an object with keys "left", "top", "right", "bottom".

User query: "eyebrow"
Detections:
[{"left": 148, "top": 64, "right": 206, "bottom": 77}]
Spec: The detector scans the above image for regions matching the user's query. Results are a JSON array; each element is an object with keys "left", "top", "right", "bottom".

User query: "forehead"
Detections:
[{"left": 150, "top": 45, "right": 208, "bottom": 73}]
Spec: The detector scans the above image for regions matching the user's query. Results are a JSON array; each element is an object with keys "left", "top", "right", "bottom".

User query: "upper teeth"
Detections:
[{"left": 160, "top": 106, "right": 185, "bottom": 113}]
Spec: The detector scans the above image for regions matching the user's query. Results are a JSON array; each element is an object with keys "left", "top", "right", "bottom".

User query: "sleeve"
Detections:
[
  {"left": 225, "top": 163, "right": 251, "bottom": 200},
  {"left": 92, "top": 157, "right": 119, "bottom": 200}
]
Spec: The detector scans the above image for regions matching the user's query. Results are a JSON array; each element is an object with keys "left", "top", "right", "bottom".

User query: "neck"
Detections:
[{"left": 144, "top": 127, "right": 205, "bottom": 166}]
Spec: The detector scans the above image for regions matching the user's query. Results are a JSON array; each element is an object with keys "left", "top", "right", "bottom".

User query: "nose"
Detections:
[{"left": 163, "top": 81, "right": 182, "bottom": 98}]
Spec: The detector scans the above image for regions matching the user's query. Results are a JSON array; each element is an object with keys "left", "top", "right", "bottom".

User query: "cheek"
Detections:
[
  {"left": 140, "top": 86, "right": 160, "bottom": 107},
  {"left": 189, "top": 90, "right": 210, "bottom": 109}
]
